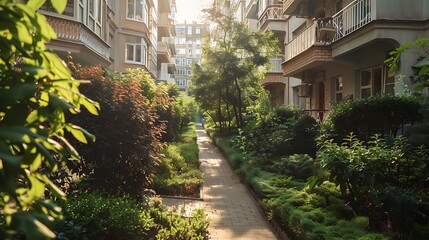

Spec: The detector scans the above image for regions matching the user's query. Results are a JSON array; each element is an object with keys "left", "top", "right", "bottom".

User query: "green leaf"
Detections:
[
  {"left": 67, "top": 125, "right": 88, "bottom": 144},
  {"left": 26, "top": 0, "right": 46, "bottom": 11},
  {"left": 10, "top": 211, "right": 56, "bottom": 240},
  {"left": 50, "top": 0, "right": 67, "bottom": 14}
]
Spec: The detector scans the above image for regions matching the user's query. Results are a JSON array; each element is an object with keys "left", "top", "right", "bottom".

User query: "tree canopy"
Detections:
[{"left": 192, "top": 2, "right": 279, "bottom": 130}]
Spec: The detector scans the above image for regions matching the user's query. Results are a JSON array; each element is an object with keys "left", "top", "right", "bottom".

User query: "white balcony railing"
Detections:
[
  {"left": 285, "top": 22, "right": 316, "bottom": 60},
  {"left": 258, "top": 5, "right": 285, "bottom": 28},
  {"left": 333, "top": 0, "right": 373, "bottom": 41},
  {"left": 285, "top": 0, "right": 374, "bottom": 60},
  {"left": 268, "top": 57, "right": 283, "bottom": 73}
]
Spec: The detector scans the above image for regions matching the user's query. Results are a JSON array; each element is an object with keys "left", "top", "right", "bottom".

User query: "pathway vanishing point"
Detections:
[{"left": 164, "top": 125, "right": 278, "bottom": 240}]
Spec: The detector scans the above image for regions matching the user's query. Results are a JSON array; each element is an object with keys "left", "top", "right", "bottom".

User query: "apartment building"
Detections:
[
  {"left": 42, "top": 0, "right": 176, "bottom": 82},
  {"left": 245, "top": 0, "right": 303, "bottom": 107},
  {"left": 157, "top": 0, "right": 177, "bottom": 83},
  {"left": 174, "top": 22, "right": 210, "bottom": 95},
  {"left": 282, "top": 0, "right": 429, "bottom": 121}
]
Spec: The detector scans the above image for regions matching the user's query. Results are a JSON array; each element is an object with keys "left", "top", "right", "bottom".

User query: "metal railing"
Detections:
[
  {"left": 332, "top": 0, "right": 373, "bottom": 41},
  {"left": 284, "top": 0, "right": 374, "bottom": 60}
]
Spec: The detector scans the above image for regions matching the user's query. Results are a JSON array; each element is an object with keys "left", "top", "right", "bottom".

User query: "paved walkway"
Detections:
[{"left": 164, "top": 125, "right": 278, "bottom": 239}]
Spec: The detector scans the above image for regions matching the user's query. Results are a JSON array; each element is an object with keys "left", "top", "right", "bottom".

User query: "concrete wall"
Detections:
[{"left": 375, "top": 0, "right": 427, "bottom": 20}]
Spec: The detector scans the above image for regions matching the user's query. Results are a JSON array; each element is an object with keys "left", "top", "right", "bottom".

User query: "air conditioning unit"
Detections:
[{"left": 298, "top": 84, "right": 310, "bottom": 97}]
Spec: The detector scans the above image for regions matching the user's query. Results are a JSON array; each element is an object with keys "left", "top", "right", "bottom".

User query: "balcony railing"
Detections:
[
  {"left": 285, "top": 0, "right": 374, "bottom": 60},
  {"left": 285, "top": 21, "right": 316, "bottom": 60},
  {"left": 268, "top": 57, "right": 283, "bottom": 73},
  {"left": 333, "top": 0, "right": 373, "bottom": 41},
  {"left": 258, "top": 4, "right": 285, "bottom": 28},
  {"left": 46, "top": 16, "right": 110, "bottom": 60}
]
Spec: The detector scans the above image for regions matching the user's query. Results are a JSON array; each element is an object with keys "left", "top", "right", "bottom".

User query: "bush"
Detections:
[
  {"left": 68, "top": 65, "right": 165, "bottom": 197},
  {"left": 269, "top": 154, "right": 318, "bottom": 180},
  {"left": 57, "top": 193, "right": 210, "bottom": 240},
  {"left": 236, "top": 106, "right": 319, "bottom": 161},
  {"left": 326, "top": 95, "right": 423, "bottom": 142},
  {"left": 316, "top": 134, "right": 429, "bottom": 238},
  {"left": 151, "top": 130, "right": 203, "bottom": 197}
]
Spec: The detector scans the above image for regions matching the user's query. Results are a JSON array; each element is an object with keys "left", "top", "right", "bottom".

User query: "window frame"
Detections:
[
  {"left": 127, "top": 0, "right": 148, "bottom": 24},
  {"left": 125, "top": 37, "right": 147, "bottom": 65}
]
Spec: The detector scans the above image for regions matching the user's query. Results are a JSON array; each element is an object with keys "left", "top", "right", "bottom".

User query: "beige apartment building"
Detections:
[
  {"left": 242, "top": 0, "right": 428, "bottom": 121},
  {"left": 282, "top": 0, "right": 429, "bottom": 121},
  {"left": 174, "top": 21, "right": 210, "bottom": 95},
  {"left": 42, "top": 0, "right": 176, "bottom": 82}
]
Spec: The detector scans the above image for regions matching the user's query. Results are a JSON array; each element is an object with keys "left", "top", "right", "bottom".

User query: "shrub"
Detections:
[
  {"left": 68, "top": 65, "right": 165, "bottom": 197},
  {"left": 316, "top": 134, "right": 429, "bottom": 238},
  {"left": 151, "top": 143, "right": 203, "bottom": 197},
  {"left": 236, "top": 106, "right": 319, "bottom": 161},
  {"left": 269, "top": 154, "right": 318, "bottom": 180},
  {"left": 326, "top": 95, "right": 423, "bottom": 142},
  {"left": 57, "top": 193, "right": 210, "bottom": 240}
]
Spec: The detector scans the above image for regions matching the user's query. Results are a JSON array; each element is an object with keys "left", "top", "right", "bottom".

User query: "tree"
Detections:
[
  {"left": 0, "top": 1, "right": 98, "bottom": 239},
  {"left": 192, "top": 2, "right": 279, "bottom": 130}
]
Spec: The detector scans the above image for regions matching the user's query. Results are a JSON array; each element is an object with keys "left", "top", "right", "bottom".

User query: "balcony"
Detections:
[
  {"left": 283, "top": 0, "right": 309, "bottom": 17},
  {"left": 332, "top": 0, "right": 373, "bottom": 42},
  {"left": 268, "top": 57, "right": 283, "bottom": 73},
  {"left": 158, "top": 13, "right": 175, "bottom": 37},
  {"left": 245, "top": 0, "right": 258, "bottom": 19},
  {"left": 258, "top": 5, "right": 286, "bottom": 31},
  {"left": 284, "top": 0, "right": 375, "bottom": 65},
  {"left": 46, "top": 15, "right": 110, "bottom": 61}
]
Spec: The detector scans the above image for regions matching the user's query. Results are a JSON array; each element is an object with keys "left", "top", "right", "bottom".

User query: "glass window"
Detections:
[
  {"left": 195, "top": 27, "right": 201, "bottom": 34},
  {"left": 175, "top": 37, "right": 186, "bottom": 44},
  {"left": 175, "top": 78, "right": 187, "bottom": 86},
  {"left": 176, "top": 48, "right": 185, "bottom": 55},
  {"left": 187, "top": 59, "right": 192, "bottom": 65},
  {"left": 335, "top": 76, "right": 343, "bottom": 103},
  {"left": 125, "top": 35, "right": 147, "bottom": 64},
  {"left": 175, "top": 58, "right": 186, "bottom": 65},
  {"left": 175, "top": 68, "right": 187, "bottom": 75},
  {"left": 195, "top": 49, "right": 201, "bottom": 55},
  {"left": 127, "top": 0, "right": 148, "bottom": 23},
  {"left": 187, "top": 26, "right": 192, "bottom": 34},
  {"left": 176, "top": 26, "right": 185, "bottom": 35}
]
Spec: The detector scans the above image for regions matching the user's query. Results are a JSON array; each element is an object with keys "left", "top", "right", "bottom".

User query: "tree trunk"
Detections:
[{"left": 234, "top": 78, "right": 243, "bottom": 128}]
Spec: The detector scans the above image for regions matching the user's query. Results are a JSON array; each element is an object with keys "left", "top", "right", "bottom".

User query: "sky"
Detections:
[{"left": 175, "top": 0, "right": 213, "bottom": 23}]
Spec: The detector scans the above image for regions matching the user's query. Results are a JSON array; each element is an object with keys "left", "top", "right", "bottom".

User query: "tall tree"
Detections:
[{"left": 192, "top": 2, "right": 279, "bottom": 130}]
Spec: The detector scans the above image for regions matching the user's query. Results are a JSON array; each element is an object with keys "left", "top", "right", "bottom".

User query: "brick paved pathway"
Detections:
[{"left": 197, "top": 125, "right": 278, "bottom": 240}]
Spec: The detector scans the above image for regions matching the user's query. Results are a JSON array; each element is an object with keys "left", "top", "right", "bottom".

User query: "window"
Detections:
[
  {"left": 125, "top": 35, "right": 147, "bottom": 65},
  {"left": 176, "top": 48, "right": 185, "bottom": 55},
  {"left": 186, "top": 59, "right": 192, "bottom": 65},
  {"left": 385, "top": 67, "right": 395, "bottom": 95},
  {"left": 196, "top": 38, "right": 201, "bottom": 45},
  {"left": 187, "top": 26, "right": 192, "bottom": 35},
  {"left": 187, "top": 69, "right": 192, "bottom": 75},
  {"left": 175, "top": 37, "right": 186, "bottom": 44},
  {"left": 176, "top": 67, "right": 186, "bottom": 75},
  {"left": 176, "top": 26, "right": 185, "bottom": 35},
  {"left": 195, "top": 49, "right": 201, "bottom": 55},
  {"left": 334, "top": 76, "right": 343, "bottom": 103},
  {"left": 127, "top": 0, "right": 148, "bottom": 23},
  {"left": 195, "top": 27, "right": 201, "bottom": 34},
  {"left": 188, "top": 49, "right": 192, "bottom": 55},
  {"left": 175, "top": 78, "right": 187, "bottom": 86},
  {"left": 176, "top": 58, "right": 186, "bottom": 65},
  {"left": 360, "top": 67, "right": 384, "bottom": 99}
]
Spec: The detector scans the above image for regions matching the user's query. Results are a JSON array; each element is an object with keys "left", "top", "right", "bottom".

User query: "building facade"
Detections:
[
  {"left": 174, "top": 21, "right": 210, "bottom": 95},
  {"left": 282, "top": 0, "right": 429, "bottom": 121},
  {"left": 42, "top": 0, "right": 176, "bottom": 82}
]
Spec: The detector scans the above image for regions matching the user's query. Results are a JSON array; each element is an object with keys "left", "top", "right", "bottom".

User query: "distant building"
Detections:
[{"left": 174, "top": 21, "right": 210, "bottom": 95}]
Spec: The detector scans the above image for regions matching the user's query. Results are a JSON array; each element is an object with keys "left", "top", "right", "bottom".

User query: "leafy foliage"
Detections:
[
  {"left": 67, "top": 63, "right": 164, "bottom": 197},
  {"left": 236, "top": 107, "right": 319, "bottom": 161},
  {"left": 315, "top": 134, "right": 429, "bottom": 238},
  {"left": 56, "top": 192, "right": 210, "bottom": 240},
  {"left": 151, "top": 124, "right": 203, "bottom": 197},
  {"left": 192, "top": 2, "right": 279, "bottom": 131},
  {"left": 325, "top": 95, "right": 423, "bottom": 142},
  {"left": 0, "top": 1, "right": 98, "bottom": 239}
]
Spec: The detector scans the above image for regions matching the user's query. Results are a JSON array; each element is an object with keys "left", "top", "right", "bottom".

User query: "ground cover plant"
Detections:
[
  {"left": 55, "top": 192, "right": 209, "bottom": 240},
  {"left": 151, "top": 123, "right": 203, "bottom": 197}
]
